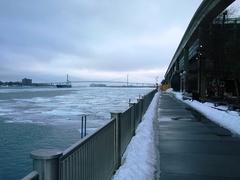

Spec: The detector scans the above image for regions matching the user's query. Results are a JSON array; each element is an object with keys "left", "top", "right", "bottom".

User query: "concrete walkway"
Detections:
[{"left": 157, "top": 93, "right": 240, "bottom": 180}]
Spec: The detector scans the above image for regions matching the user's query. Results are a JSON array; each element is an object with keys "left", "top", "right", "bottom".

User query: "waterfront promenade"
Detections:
[{"left": 157, "top": 93, "right": 240, "bottom": 180}]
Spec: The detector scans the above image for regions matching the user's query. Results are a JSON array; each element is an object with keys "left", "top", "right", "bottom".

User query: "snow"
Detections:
[
  {"left": 112, "top": 92, "right": 160, "bottom": 180},
  {"left": 170, "top": 91, "right": 240, "bottom": 135},
  {"left": 165, "top": 88, "right": 173, "bottom": 93}
]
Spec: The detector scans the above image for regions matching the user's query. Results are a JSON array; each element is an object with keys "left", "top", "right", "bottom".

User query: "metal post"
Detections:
[
  {"left": 30, "top": 149, "right": 62, "bottom": 180},
  {"left": 142, "top": 96, "right": 146, "bottom": 114},
  {"left": 110, "top": 112, "right": 122, "bottom": 169},
  {"left": 137, "top": 98, "right": 143, "bottom": 121},
  {"left": 129, "top": 103, "right": 136, "bottom": 136},
  {"left": 81, "top": 116, "right": 84, "bottom": 138},
  {"left": 141, "top": 98, "right": 144, "bottom": 119},
  {"left": 84, "top": 115, "right": 87, "bottom": 137}
]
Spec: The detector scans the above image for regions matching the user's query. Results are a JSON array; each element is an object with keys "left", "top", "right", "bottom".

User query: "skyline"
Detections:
[{"left": 0, "top": 0, "right": 202, "bottom": 83}]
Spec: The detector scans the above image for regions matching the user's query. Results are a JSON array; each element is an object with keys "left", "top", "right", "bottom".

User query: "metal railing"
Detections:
[
  {"left": 22, "top": 89, "right": 157, "bottom": 180},
  {"left": 22, "top": 171, "right": 39, "bottom": 180},
  {"left": 60, "top": 119, "right": 116, "bottom": 180}
]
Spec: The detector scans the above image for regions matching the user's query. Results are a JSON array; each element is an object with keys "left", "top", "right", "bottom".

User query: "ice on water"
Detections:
[{"left": 0, "top": 87, "right": 151, "bottom": 127}]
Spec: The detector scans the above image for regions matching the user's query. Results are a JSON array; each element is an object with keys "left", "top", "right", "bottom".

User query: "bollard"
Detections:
[
  {"left": 110, "top": 112, "right": 122, "bottom": 169},
  {"left": 30, "top": 149, "right": 62, "bottom": 180}
]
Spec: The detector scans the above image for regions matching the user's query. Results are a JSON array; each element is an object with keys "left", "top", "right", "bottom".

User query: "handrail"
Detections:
[{"left": 21, "top": 171, "right": 39, "bottom": 180}]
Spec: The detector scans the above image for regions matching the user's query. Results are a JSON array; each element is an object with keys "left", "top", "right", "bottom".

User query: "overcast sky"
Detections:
[{"left": 0, "top": 0, "right": 202, "bottom": 83}]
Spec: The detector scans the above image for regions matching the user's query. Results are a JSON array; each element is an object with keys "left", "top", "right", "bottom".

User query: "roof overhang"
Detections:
[{"left": 165, "top": 0, "right": 235, "bottom": 77}]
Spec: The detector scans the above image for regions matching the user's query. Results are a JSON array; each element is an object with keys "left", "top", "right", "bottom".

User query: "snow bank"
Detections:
[
  {"left": 171, "top": 91, "right": 240, "bottom": 135},
  {"left": 165, "top": 88, "right": 173, "bottom": 93},
  {"left": 112, "top": 92, "right": 160, "bottom": 180}
]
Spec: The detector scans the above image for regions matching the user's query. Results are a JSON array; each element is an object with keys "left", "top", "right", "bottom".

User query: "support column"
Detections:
[
  {"left": 198, "top": 26, "right": 207, "bottom": 98},
  {"left": 183, "top": 48, "right": 189, "bottom": 93}
]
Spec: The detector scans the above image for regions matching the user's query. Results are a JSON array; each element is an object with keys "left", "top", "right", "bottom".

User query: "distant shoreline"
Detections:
[{"left": 0, "top": 85, "right": 55, "bottom": 89}]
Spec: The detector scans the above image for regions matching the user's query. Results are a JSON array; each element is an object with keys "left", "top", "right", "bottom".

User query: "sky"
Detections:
[{"left": 0, "top": 0, "right": 202, "bottom": 83}]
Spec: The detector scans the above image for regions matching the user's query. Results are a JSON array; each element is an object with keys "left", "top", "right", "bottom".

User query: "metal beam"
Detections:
[{"left": 165, "top": 0, "right": 235, "bottom": 77}]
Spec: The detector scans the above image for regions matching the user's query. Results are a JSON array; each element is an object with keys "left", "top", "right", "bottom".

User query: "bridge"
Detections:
[
  {"left": 164, "top": 0, "right": 240, "bottom": 102},
  {"left": 45, "top": 74, "right": 156, "bottom": 87},
  {"left": 50, "top": 80, "right": 155, "bottom": 87}
]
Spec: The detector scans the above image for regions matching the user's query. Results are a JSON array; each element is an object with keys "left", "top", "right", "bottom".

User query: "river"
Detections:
[{"left": 0, "top": 86, "right": 152, "bottom": 180}]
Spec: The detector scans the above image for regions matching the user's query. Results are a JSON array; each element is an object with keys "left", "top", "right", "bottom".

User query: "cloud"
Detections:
[{"left": 0, "top": 0, "right": 202, "bottom": 82}]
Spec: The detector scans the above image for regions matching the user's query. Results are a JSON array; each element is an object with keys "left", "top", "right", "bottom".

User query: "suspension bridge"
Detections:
[{"left": 46, "top": 75, "right": 156, "bottom": 87}]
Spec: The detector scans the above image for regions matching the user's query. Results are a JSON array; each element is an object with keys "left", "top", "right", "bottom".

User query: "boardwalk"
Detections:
[{"left": 157, "top": 93, "right": 240, "bottom": 180}]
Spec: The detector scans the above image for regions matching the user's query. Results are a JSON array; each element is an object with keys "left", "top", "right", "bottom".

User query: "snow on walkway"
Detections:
[
  {"left": 169, "top": 90, "right": 240, "bottom": 136},
  {"left": 112, "top": 92, "right": 160, "bottom": 180}
]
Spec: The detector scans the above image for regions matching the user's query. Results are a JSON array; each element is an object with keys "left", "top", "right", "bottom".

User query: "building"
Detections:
[
  {"left": 164, "top": 0, "right": 240, "bottom": 105},
  {"left": 22, "top": 78, "right": 32, "bottom": 86},
  {"left": 181, "top": 13, "right": 240, "bottom": 100}
]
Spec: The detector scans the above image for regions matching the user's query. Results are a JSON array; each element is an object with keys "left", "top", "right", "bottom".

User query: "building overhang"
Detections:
[{"left": 165, "top": 0, "right": 235, "bottom": 78}]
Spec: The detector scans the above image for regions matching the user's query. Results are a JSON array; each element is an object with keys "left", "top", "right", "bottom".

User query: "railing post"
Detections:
[
  {"left": 30, "top": 149, "right": 62, "bottom": 180},
  {"left": 111, "top": 112, "right": 122, "bottom": 169},
  {"left": 137, "top": 98, "right": 143, "bottom": 121},
  {"left": 142, "top": 95, "right": 146, "bottom": 114},
  {"left": 129, "top": 102, "right": 136, "bottom": 136},
  {"left": 81, "top": 116, "right": 84, "bottom": 138},
  {"left": 142, "top": 97, "right": 145, "bottom": 116}
]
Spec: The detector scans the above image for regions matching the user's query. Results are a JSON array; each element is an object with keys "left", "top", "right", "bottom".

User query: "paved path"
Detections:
[{"left": 157, "top": 93, "right": 240, "bottom": 180}]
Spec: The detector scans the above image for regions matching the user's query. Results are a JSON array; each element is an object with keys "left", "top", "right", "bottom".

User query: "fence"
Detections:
[{"left": 22, "top": 89, "right": 157, "bottom": 180}]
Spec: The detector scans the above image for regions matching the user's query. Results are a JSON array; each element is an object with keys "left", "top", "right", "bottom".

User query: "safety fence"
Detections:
[{"left": 22, "top": 89, "right": 157, "bottom": 180}]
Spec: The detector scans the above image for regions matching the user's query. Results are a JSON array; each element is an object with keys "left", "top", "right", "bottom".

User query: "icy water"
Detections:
[{"left": 0, "top": 87, "right": 152, "bottom": 180}]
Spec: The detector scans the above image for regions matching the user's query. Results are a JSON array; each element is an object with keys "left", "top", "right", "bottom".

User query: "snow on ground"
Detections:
[
  {"left": 169, "top": 90, "right": 240, "bottom": 135},
  {"left": 112, "top": 92, "right": 160, "bottom": 180}
]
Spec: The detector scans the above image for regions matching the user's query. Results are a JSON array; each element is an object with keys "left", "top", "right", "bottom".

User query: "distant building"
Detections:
[{"left": 22, "top": 78, "right": 32, "bottom": 86}]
